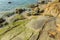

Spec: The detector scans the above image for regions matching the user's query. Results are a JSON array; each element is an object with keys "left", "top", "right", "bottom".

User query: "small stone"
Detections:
[
  {"left": 8, "top": 2, "right": 12, "bottom": 4},
  {"left": 48, "top": 29, "right": 57, "bottom": 38}
]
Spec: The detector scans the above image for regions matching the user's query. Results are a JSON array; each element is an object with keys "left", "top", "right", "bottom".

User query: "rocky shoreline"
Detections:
[{"left": 0, "top": 0, "right": 60, "bottom": 40}]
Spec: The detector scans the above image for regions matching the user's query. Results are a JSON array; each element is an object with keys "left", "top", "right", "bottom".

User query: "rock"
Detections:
[
  {"left": 55, "top": 18, "right": 60, "bottom": 40},
  {"left": 15, "top": 8, "right": 26, "bottom": 14},
  {"left": 29, "top": 4, "right": 38, "bottom": 8},
  {"left": 53, "top": 0, "right": 60, "bottom": 2},
  {"left": 3, "top": 14, "right": 21, "bottom": 23},
  {"left": 40, "top": 0, "right": 45, "bottom": 4},
  {"left": 26, "top": 16, "right": 50, "bottom": 30},
  {"left": 48, "top": 29, "right": 57, "bottom": 38},
  {"left": 38, "top": 17, "right": 57, "bottom": 40},
  {"left": 31, "top": 7, "right": 40, "bottom": 15},
  {"left": 0, "top": 18, "right": 5, "bottom": 24},
  {"left": 0, "top": 24, "right": 3, "bottom": 28},
  {"left": 29, "top": 32, "right": 39, "bottom": 40},
  {"left": 43, "top": 2, "right": 60, "bottom": 17},
  {"left": 6, "top": 13, "right": 15, "bottom": 17},
  {"left": 8, "top": 2, "right": 12, "bottom": 4},
  {"left": 38, "top": 0, "right": 55, "bottom": 4},
  {"left": 26, "top": 13, "right": 31, "bottom": 16}
]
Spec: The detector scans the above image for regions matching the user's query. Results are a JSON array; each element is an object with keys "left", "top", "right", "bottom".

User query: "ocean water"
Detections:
[{"left": 0, "top": 0, "right": 37, "bottom": 12}]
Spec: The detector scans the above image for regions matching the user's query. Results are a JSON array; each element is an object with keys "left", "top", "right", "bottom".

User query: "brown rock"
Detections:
[
  {"left": 43, "top": 2, "right": 60, "bottom": 17},
  {"left": 48, "top": 29, "right": 57, "bottom": 38}
]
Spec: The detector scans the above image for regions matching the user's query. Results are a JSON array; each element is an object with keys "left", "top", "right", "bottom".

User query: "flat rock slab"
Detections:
[
  {"left": 1, "top": 16, "right": 60, "bottom": 40},
  {"left": 26, "top": 16, "right": 50, "bottom": 30}
]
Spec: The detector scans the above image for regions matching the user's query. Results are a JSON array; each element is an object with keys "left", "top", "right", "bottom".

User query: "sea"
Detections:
[{"left": 0, "top": 0, "right": 37, "bottom": 12}]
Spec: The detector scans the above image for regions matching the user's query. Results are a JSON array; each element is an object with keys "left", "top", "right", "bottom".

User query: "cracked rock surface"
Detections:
[{"left": 1, "top": 0, "right": 60, "bottom": 40}]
